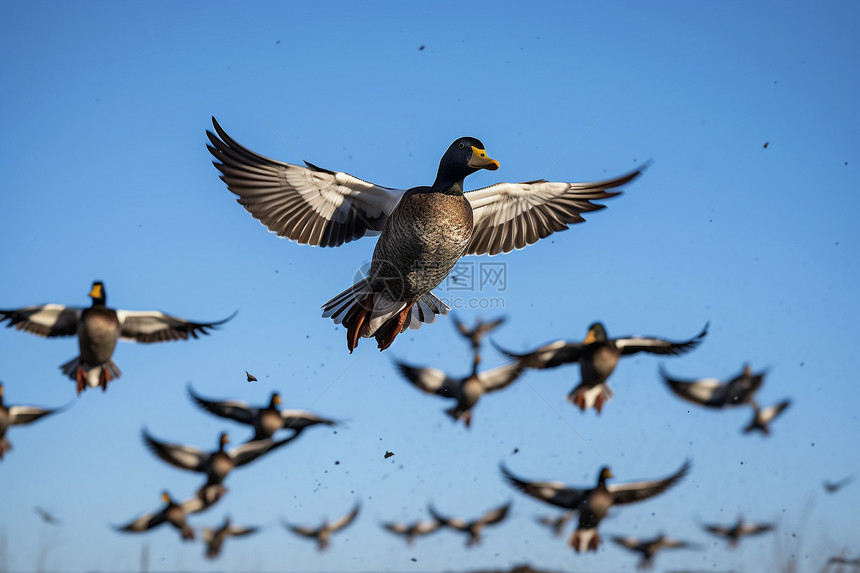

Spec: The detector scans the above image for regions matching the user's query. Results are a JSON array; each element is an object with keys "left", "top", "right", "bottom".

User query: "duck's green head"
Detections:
[
  {"left": 435, "top": 137, "right": 499, "bottom": 186},
  {"left": 584, "top": 322, "right": 607, "bottom": 344},
  {"left": 88, "top": 281, "right": 106, "bottom": 305}
]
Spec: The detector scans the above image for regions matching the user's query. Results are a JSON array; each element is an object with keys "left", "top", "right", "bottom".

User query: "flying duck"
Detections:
[
  {"left": 611, "top": 533, "right": 699, "bottom": 570},
  {"left": 187, "top": 384, "right": 337, "bottom": 440},
  {"left": 495, "top": 322, "right": 708, "bottom": 413},
  {"left": 452, "top": 315, "right": 506, "bottom": 355},
  {"left": 701, "top": 516, "right": 774, "bottom": 547},
  {"left": 142, "top": 430, "right": 297, "bottom": 488},
  {"left": 381, "top": 518, "right": 442, "bottom": 545},
  {"left": 823, "top": 475, "right": 854, "bottom": 494},
  {"left": 0, "top": 382, "right": 65, "bottom": 460},
  {"left": 207, "top": 119, "right": 644, "bottom": 352},
  {"left": 282, "top": 503, "right": 360, "bottom": 551},
  {"left": 743, "top": 399, "right": 790, "bottom": 435},
  {"left": 393, "top": 359, "right": 523, "bottom": 427},
  {"left": 501, "top": 460, "right": 691, "bottom": 552},
  {"left": 114, "top": 487, "right": 225, "bottom": 541},
  {"left": 34, "top": 507, "right": 61, "bottom": 525},
  {"left": 0, "top": 282, "right": 234, "bottom": 393},
  {"left": 660, "top": 364, "right": 765, "bottom": 409},
  {"left": 201, "top": 515, "right": 260, "bottom": 559},
  {"left": 428, "top": 502, "right": 510, "bottom": 547}
]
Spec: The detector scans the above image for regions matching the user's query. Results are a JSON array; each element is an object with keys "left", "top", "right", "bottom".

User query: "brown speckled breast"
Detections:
[
  {"left": 78, "top": 307, "right": 121, "bottom": 364},
  {"left": 370, "top": 189, "right": 473, "bottom": 300}
]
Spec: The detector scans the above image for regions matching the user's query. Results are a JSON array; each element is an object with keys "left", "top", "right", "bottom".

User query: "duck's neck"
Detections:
[{"left": 430, "top": 177, "right": 465, "bottom": 195}]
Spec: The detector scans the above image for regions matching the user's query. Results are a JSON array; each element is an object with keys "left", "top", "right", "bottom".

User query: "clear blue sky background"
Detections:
[{"left": 1, "top": 2, "right": 858, "bottom": 572}]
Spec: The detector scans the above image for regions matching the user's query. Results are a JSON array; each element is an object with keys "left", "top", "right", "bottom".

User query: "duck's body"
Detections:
[
  {"left": 0, "top": 282, "right": 233, "bottom": 393},
  {"left": 497, "top": 322, "right": 707, "bottom": 413},
  {"left": 208, "top": 119, "right": 644, "bottom": 353},
  {"left": 502, "top": 461, "right": 691, "bottom": 552},
  {"left": 0, "top": 383, "right": 63, "bottom": 459},
  {"left": 188, "top": 385, "right": 337, "bottom": 441},
  {"left": 428, "top": 502, "right": 510, "bottom": 547},
  {"left": 612, "top": 534, "right": 697, "bottom": 569}
]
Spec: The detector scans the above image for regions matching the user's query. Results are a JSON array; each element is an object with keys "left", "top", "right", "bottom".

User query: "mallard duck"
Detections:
[
  {"left": 0, "top": 382, "right": 64, "bottom": 460},
  {"left": 381, "top": 518, "right": 442, "bottom": 545},
  {"left": 611, "top": 534, "right": 699, "bottom": 570},
  {"left": 187, "top": 385, "right": 337, "bottom": 440},
  {"left": 0, "top": 282, "right": 234, "bottom": 394},
  {"left": 114, "top": 487, "right": 225, "bottom": 541},
  {"left": 428, "top": 502, "right": 510, "bottom": 547},
  {"left": 142, "top": 430, "right": 297, "bottom": 487},
  {"left": 743, "top": 399, "right": 790, "bottom": 435},
  {"left": 824, "top": 475, "right": 855, "bottom": 494},
  {"left": 660, "top": 364, "right": 764, "bottom": 409},
  {"left": 501, "top": 460, "right": 691, "bottom": 552},
  {"left": 495, "top": 322, "right": 708, "bottom": 413},
  {"left": 282, "top": 503, "right": 360, "bottom": 551},
  {"left": 207, "top": 119, "right": 644, "bottom": 352},
  {"left": 701, "top": 516, "right": 774, "bottom": 547},
  {"left": 34, "top": 507, "right": 60, "bottom": 525},
  {"left": 536, "top": 512, "right": 575, "bottom": 537},
  {"left": 393, "top": 359, "right": 523, "bottom": 427},
  {"left": 201, "top": 515, "right": 260, "bottom": 559}
]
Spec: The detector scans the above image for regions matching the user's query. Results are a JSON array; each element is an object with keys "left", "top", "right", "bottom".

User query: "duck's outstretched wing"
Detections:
[
  {"left": 393, "top": 361, "right": 460, "bottom": 398},
  {"left": 500, "top": 464, "right": 587, "bottom": 510},
  {"left": 187, "top": 384, "right": 256, "bottom": 425},
  {"left": 464, "top": 167, "right": 644, "bottom": 256},
  {"left": 492, "top": 339, "right": 585, "bottom": 369},
  {"left": 207, "top": 118, "right": 405, "bottom": 248},
  {"left": 609, "top": 459, "right": 691, "bottom": 505},
  {"left": 0, "top": 304, "right": 81, "bottom": 337},
  {"left": 8, "top": 405, "right": 61, "bottom": 426},
  {"left": 478, "top": 363, "right": 524, "bottom": 393},
  {"left": 117, "top": 310, "right": 235, "bottom": 343},
  {"left": 330, "top": 504, "right": 360, "bottom": 532},
  {"left": 615, "top": 323, "right": 709, "bottom": 356},
  {"left": 141, "top": 430, "right": 208, "bottom": 472}
]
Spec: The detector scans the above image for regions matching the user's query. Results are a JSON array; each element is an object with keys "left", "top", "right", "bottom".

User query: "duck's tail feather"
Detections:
[
  {"left": 322, "top": 281, "right": 449, "bottom": 352},
  {"left": 569, "top": 527, "right": 600, "bottom": 552},
  {"left": 567, "top": 382, "right": 614, "bottom": 414},
  {"left": 60, "top": 357, "right": 121, "bottom": 391}
]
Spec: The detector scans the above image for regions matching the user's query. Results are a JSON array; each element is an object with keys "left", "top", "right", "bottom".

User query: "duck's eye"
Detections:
[{"left": 458, "top": 142, "right": 465, "bottom": 149}]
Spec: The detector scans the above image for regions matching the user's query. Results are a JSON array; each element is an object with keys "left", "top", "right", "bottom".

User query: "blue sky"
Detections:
[{"left": 1, "top": 1, "right": 858, "bottom": 572}]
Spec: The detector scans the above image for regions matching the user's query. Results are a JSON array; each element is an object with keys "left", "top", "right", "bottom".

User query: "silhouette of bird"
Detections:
[
  {"left": 428, "top": 502, "right": 510, "bottom": 546},
  {"left": 201, "top": 515, "right": 259, "bottom": 559},
  {"left": 701, "top": 516, "right": 774, "bottom": 547},
  {"left": 743, "top": 399, "right": 790, "bottom": 435},
  {"left": 282, "top": 503, "right": 360, "bottom": 551},
  {"left": 612, "top": 533, "right": 699, "bottom": 569},
  {"left": 660, "top": 363, "right": 765, "bottom": 409},
  {"left": 208, "top": 119, "right": 644, "bottom": 352},
  {"left": 536, "top": 512, "right": 575, "bottom": 537},
  {"left": 824, "top": 475, "right": 855, "bottom": 494},
  {"left": 381, "top": 518, "right": 442, "bottom": 545},
  {"left": 114, "top": 488, "right": 225, "bottom": 541}
]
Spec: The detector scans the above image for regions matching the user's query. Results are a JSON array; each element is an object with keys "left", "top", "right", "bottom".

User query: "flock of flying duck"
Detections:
[{"left": 0, "top": 119, "right": 852, "bottom": 568}]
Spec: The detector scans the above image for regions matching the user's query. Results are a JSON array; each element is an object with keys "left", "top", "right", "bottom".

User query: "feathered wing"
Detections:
[
  {"left": 117, "top": 310, "right": 235, "bottom": 343},
  {"left": 0, "top": 304, "right": 81, "bottom": 337},
  {"left": 615, "top": 322, "right": 709, "bottom": 356},
  {"left": 464, "top": 167, "right": 643, "bottom": 256},
  {"left": 477, "top": 502, "right": 511, "bottom": 525},
  {"left": 393, "top": 361, "right": 460, "bottom": 397},
  {"left": 207, "top": 118, "right": 406, "bottom": 247},
  {"left": 492, "top": 339, "right": 585, "bottom": 369},
  {"left": 738, "top": 523, "right": 774, "bottom": 536},
  {"left": 141, "top": 430, "right": 208, "bottom": 472},
  {"left": 229, "top": 434, "right": 299, "bottom": 468},
  {"left": 330, "top": 504, "right": 360, "bottom": 532},
  {"left": 500, "top": 464, "right": 587, "bottom": 509},
  {"left": 478, "top": 363, "right": 524, "bottom": 393},
  {"left": 187, "top": 385, "right": 256, "bottom": 425},
  {"left": 612, "top": 535, "right": 642, "bottom": 549},
  {"left": 609, "top": 459, "right": 691, "bottom": 505},
  {"left": 659, "top": 366, "right": 726, "bottom": 407},
  {"left": 115, "top": 510, "right": 167, "bottom": 532},
  {"left": 427, "top": 505, "right": 469, "bottom": 530},
  {"left": 8, "top": 405, "right": 59, "bottom": 426},
  {"left": 703, "top": 524, "right": 731, "bottom": 536}
]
